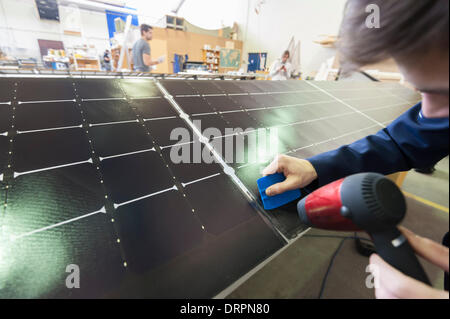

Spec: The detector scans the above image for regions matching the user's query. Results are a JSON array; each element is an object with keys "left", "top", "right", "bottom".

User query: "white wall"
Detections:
[
  {"left": 126, "top": 0, "right": 347, "bottom": 76},
  {"left": 0, "top": 0, "right": 111, "bottom": 60},
  {"left": 126, "top": 0, "right": 245, "bottom": 30},
  {"left": 0, "top": 0, "right": 347, "bottom": 75},
  {"left": 240, "top": 0, "right": 347, "bottom": 76}
]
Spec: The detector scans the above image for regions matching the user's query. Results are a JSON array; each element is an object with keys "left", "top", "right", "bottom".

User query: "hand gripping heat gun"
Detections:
[{"left": 297, "top": 172, "right": 430, "bottom": 285}]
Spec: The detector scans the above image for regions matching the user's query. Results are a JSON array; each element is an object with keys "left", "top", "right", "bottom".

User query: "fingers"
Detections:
[
  {"left": 266, "top": 175, "right": 299, "bottom": 197},
  {"left": 399, "top": 227, "right": 450, "bottom": 272},
  {"left": 370, "top": 254, "right": 449, "bottom": 299},
  {"left": 262, "top": 155, "right": 284, "bottom": 176}
]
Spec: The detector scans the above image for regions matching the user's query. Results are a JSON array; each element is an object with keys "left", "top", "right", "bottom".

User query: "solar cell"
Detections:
[
  {"left": 0, "top": 104, "right": 12, "bottom": 133},
  {"left": 13, "top": 128, "right": 91, "bottom": 173},
  {"left": 233, "top": 81, "right": 265, "bottom": 93},
  {"left": 203, "top": 96, "right": 242, "bottom": 112},
  {"left": 75, "top": 79, "right": 124, "bottom": 99},
  {"left": 174, "top": 96, "right": 214, "bottom": 115},
  {"left": 230, "top": 95, "right": 260, "bottom": 110},
  {"left": 81, "top": 100, "right": 137, "bottom": 124},
  {"left": 160, "top": 79, "right": 198, "bottom": 96},
  {"left": 215, "top": 131, "right": 290, "bottom": 169},
  {"left": 17, "top": 78, "right": 75, "bottom": 102},
  {"left": 114, "top": 189, "right": 204, "bottom": 273},
  {"left": 145, "top": 117, "right": 196, "bottom": 147},
  {"left": 119, "top": 79, "right": 162, "bottom": 98},
  {"left": 250, "top": 94, "right": 280, "bottom": 108},
  {"left": 191, "top": 113, "right": 230, "bottom": 137},
  {"left": 248, "top": 108, "right": 293, "bottom": 127},
  {"left": 362, "top": 104, "right": 412, "bottom": 125},
  {"left": 100, "top": 150, "right": 174, "bottom": 205},
  {"left": 6, "top": 164, "right": 105, "bottom": 231},
  {"left": 132, "top": 97, "right": 178, "bottom": 119},
  {"left": 161, "top": 145, "right": 223, "bottom": 184},
  {"left": 0, "top": 136, "right": 8, "bottom": 175},
  {"left": 0, "top": 78, "right": 14, "bottom": 103},
  {"left": 90, "top": 122, "right": 153, "bottom": 158},
  {"left": 183, "top": 174, "right": 255, "bottom": 235},
  {"left": 220, "top": 111, "right": 261, "bottom": 130},
  {"left": 343, "top": 95, "right": 408, "bottom": 110},
  {"left": 187, "top": 80, "right": 224, "bottom": 95},
  {"left": 0, "top": 211, "right": 125, "bottom": 298},
  {"left": 15, "top": 101, "right": 82, "bottom": 131},
  {"left": 213, "top": 81, "right": 246, "bottom": 94}
]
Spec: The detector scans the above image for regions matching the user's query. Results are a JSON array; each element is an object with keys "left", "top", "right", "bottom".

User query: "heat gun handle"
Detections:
[{"left": 371, "top": 228, "right": 431, "bottom": 285}]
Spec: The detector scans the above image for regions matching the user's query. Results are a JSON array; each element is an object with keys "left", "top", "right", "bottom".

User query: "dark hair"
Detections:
[
  {"left": 283, "top": 50, "right": 290, "bottom": 58},
  {"left": 339, "top": 0, "right": 449, "bottom": 74},
  {"left": 140, "top": 24, "right": 153, "bottom": 35}
]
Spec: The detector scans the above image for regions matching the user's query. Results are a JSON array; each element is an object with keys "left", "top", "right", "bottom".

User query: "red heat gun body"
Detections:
[{"left": 297, "top": 172, "right": 430, "bottom": 285}]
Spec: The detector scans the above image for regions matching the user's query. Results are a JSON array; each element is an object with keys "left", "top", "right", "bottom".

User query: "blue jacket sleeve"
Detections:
[{"left": 307, "top": 103, "right": 449, "bottom": 187}]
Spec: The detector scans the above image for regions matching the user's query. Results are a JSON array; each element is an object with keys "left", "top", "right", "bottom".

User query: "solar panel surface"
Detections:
[
  {"left": 0, "top": 77, "right": 420, "bottom": 298},
  {"left": 0, "top": 77, "right": 286, "bottom": 298}
]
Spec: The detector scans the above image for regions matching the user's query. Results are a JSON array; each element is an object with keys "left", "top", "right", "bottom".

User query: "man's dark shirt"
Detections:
[{"left": 307, "top": 102, "right": 449, "bottom": 187}]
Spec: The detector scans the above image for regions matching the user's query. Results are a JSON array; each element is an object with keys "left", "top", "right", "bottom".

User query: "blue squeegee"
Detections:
[{"left": 257, "top": 173, "right": 302, "bottom": 210}]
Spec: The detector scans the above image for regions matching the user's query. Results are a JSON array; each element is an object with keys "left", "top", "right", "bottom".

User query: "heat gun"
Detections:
[{"left": 297, "top": 172, "right": 430, "bottom": 285}]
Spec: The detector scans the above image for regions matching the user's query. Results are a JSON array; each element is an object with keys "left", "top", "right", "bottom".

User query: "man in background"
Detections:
[
  {"left": 269, "top": 50, "right": 293, "bottom": 80},
  {"left": 132, "top": 24, "right": 165, "bottom": 72},
  {"left": 103, "top": 49, "right": 111, "bottom": 72}
]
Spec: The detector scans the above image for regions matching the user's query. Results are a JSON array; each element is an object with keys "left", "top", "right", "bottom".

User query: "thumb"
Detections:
[{"left": 266, "top": 176, "right": 299, "bottom": 197}]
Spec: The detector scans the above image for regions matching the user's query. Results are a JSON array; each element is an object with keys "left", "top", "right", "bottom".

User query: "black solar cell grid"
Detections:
[
  {"left": 13, "top": 128, "right": 91, "bottom": 173},
  {"left": 131, "top": 97, "right": 178, "bottom": 119},
  {"left": 159, "top": 79, "right": 198, "bottom": 96},
  {"left": 145, "top": 117, "right": 197, "bottom": 147},
  {"left": 114, "top": 189, "right": 204, "bottom": 273},
  {"left": 0, "top": 78, "right": 14, "bottom": 102},
  {"left": 250, "top": 94, "right": 281, "bottom": 108},
  {"left": 89, "top": 122, "right": 153, "bottom": 159},
  {"left": 100, "top": 150, "right": 174, "bottom": 205},
  {"left": 343, "top": 95, "right": 409, "bottom": 110},
  {"left": 0, "top": 76, "right": 420, "bottom": 297},
  {"left": 0, "top": 136, "right": 8, "bottom": 175},
  {"left": 191, "top": 113, "right": 230, "bottom": 137},
  {"left": 174, "top": 96, "right": 215, "bottom": 115},
  {"left": 0, "top": 104, "right": 12, "bottom": 133},
  {"left": 213, "top": 81, "right": 246, "bottom": 94},
  {"left": 182, "top": 174, "right": 255, "bottom": 235},
  {"left": 75, "top": 79, "right": 124, "bottom": 99},
  {"left": 233, "top": 81, "right": 265, "bottom": 93},
  {"left": 219, "top": 111, "right": 262, "bottom": 130},
  {"left": 161, "top": 144, "right": 223, "bottom": 184},
  {"left": 119, "top": 79, "right": 162, "bottom": 98},
  {"left": 1, "top": 209, "right": 125, "bottom": 298},
  {"left": 203, "top": 95, "right": 242, "bottom": 112},
  {"left": 81, "top": 99, "right": 137, "bottom": 124},
  {"left": 362, "top": 103, "right": 411, "bottom": 125},
  {"left": 17, "top": 78, "right": 75, "bottom": 102},
  {"left": 230, "top": 95, "right": 260, "bottom": 110},
  {"left": 15, "top": 101, "right": 82, "bottom": 131},
  {"left": 186, "top": 80, "right": 224, "bottom": 95}
]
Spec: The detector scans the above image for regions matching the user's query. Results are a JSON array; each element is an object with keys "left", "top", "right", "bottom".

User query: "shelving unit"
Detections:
[
  {"left": 67, "top": 45, "right": 101, "bottom": 71},
  {"left": 202, "top": 48, "right": 220, "bottom": 72}
]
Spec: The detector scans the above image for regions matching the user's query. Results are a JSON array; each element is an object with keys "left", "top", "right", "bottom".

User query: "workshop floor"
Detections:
[{"left": 227, "top": 157, "right": 449, "bottom": 299}]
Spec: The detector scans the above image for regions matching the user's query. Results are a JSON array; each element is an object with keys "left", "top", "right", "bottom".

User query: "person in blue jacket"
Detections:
[{"left": 264, "top": 0, "right": 449, "bottom": 299}]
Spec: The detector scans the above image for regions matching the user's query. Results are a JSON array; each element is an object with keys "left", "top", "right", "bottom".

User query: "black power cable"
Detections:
[{"left": 303, "top": 234, "right": 373, "bottom": 299}]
